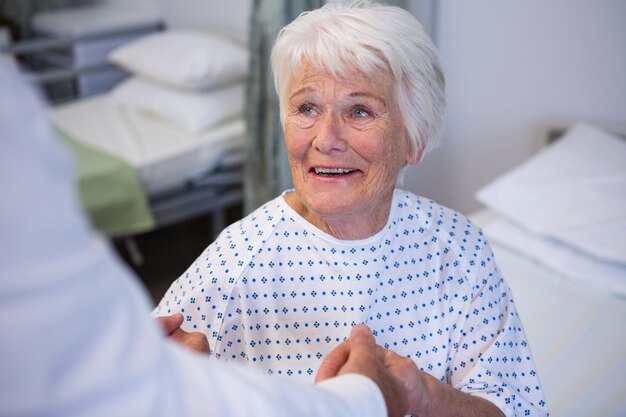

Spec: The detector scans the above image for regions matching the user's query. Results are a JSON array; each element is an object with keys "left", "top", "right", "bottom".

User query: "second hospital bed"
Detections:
[{"left": 3, "top": 5, "right": 250, "bottom": 240}]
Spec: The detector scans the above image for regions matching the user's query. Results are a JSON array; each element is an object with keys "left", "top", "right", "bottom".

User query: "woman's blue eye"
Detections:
[
  {"left": 352, "top": 107, "right": 371, "bottom": 118},
  {"left": 299, "top": 105, "right": 316, "bottom": 116}
]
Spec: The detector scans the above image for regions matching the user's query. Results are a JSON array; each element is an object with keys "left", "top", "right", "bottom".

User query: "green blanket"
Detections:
[{"left": 58, "top": 129, "right": 155, "bottom": 237}]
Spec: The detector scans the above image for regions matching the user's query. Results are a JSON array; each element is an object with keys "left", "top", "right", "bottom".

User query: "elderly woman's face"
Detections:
[{"left": 284, "top": 64, "right": 414, "bottom": 229}]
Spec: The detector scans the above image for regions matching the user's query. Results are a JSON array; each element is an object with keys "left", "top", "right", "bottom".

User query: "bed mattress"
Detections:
[
  {"left": 471, "top": 209, "right": 626, "bottom": 417},
  {"left": 51, "top": 94, "right": 246, "bottom": 194}
]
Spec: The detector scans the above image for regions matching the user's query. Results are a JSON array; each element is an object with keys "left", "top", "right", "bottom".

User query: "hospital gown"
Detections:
[{"left": 155, "top": 190, "right": 549, "bottom": 417}]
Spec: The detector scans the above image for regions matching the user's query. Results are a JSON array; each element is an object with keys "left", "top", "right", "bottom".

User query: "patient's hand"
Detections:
[
  {"left": 375, "top": 344, "right": 426, "bottom": 415},
  {"left": 315, "top": 324, "right": 424, "bottom": 417},
  {"left": 317, "top": 326, "right": 505, "bottom": 417},
  {"left": 155, "top": 313, "right": 211, "bottom": 354}
]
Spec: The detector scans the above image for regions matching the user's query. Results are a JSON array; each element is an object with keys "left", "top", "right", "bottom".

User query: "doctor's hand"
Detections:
[
  {"left": 155, "top": 313, "right": 211, "bottom": 354},
  {"left": 315, "top": 324, "right": 424, "bottom": 417}
]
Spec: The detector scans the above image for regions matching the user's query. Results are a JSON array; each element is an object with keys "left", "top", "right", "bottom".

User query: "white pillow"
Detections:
[
  {"left": 476, "top": 123, "right": 626, "bottom": 265},
  {"left": 110, "top": 77, "right": 245, "bottom": 133},
  {"left": 108, "top": 30, "right": 249, "bottom": 90}
]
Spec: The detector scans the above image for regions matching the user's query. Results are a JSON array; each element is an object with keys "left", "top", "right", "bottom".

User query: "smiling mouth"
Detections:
[{"left": 312, "top": 167, "right": 359, "bottom": 177}]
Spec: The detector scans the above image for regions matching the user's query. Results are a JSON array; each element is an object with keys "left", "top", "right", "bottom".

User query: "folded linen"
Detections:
[
  {"left": 110, "top": 77, "right": 245, "bottom": 134},
  {"left": 108, "top": 29, "right": 249, "bottom": 90}
]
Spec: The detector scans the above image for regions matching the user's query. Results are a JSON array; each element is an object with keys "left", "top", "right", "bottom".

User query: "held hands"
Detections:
[
  {"left": 316, "top": 324, "right": 427, "bottom": 417},
  {"left": 155, "top": 313, "right": 211, "bottom": 354}
]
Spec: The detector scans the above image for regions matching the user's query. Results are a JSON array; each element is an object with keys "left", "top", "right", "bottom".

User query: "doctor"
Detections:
[{"left": 0, "top": 57, "right": 422, "bottom": 416}]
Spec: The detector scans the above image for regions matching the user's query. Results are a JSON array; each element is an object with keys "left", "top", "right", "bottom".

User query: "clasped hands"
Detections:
[{"left": 156, "top": 314, "right": 425, "bottom": 417}]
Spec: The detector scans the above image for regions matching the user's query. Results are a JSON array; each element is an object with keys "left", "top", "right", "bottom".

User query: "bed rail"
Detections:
[
  {"left": 150, "top": 165, "right": 244, "bottom": 234},
  {"left": 1, "top": 21, "right": 164, "bottom": 101}
]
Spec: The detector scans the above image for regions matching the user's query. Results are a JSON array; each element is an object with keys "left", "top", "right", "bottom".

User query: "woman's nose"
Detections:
[{"left": 313, "top": 111, "right": 348, "bottom": 153}]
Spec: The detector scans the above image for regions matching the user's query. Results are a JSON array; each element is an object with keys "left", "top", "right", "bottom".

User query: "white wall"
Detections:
[
  {"left": 103, "top": 0, "right": 251, "bottom": 42},
  {"left": 404, "top": 0, "right": 626, "bottom": 214},
  {"left": 153, "top": 0, "right": 250, "bottom": 42}
]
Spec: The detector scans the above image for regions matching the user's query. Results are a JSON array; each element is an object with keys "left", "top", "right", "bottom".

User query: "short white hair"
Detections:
[{"left": 271, "top": 0, "right": 446, "bottom": 158}]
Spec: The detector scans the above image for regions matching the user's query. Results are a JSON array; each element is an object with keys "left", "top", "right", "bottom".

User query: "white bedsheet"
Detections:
[
  {"left": 484, "top": 215, "right": 626, "bottom": 297},
  {"left": 51, "top": 95, "right": 245, "bottom": 194},
  {"left": 471, "top": 209, "right": 626, "bottom": 417}
]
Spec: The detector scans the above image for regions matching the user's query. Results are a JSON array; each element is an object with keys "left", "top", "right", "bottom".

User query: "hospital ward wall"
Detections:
[
  {"left": 152, "top": 0, "right": 250, "bottom": 42},
  {"left": 403, "top": 0, "right": 626, "bottom": 214}
]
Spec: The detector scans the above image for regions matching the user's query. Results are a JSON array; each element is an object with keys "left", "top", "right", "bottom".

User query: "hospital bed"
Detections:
[
  {"left": 51, "top": 94, "right": 246, "bottom": 236},
  {"left": 470, "top": 124, "right": 626, "bottom": 417},
  {"left": 1, "top": 5, "right": 249, "bottom": 241}
]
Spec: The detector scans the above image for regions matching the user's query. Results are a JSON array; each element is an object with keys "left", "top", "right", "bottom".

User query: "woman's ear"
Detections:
[{"left": 406, "top": 144, "right": 424, "bottom": 165}]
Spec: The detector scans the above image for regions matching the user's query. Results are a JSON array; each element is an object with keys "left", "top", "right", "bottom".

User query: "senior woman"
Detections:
[{"left": 155, "top": 3, "right": 548, "bottom": 416}]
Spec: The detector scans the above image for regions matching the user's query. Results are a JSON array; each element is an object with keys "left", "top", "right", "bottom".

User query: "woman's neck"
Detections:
[{"left": 283, "top": 191, "right": 394, "bottom": 240}]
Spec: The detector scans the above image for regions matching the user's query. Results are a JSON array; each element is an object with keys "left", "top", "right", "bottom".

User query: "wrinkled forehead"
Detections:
[{"left": 288, "top": 65, "right": 393, "bottom": 105}]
